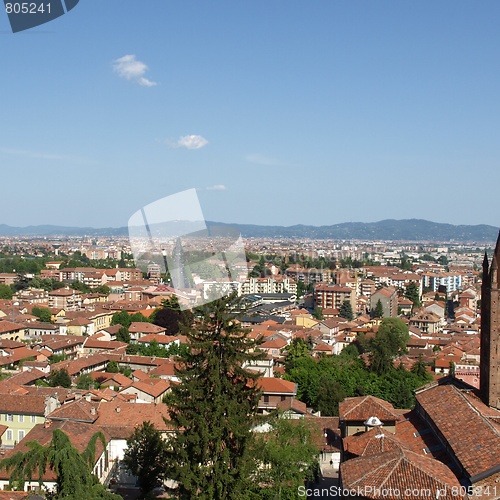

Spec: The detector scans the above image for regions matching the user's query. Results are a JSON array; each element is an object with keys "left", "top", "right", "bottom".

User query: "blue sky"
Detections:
[{"left": 1, "top": 1, "right": 499, "bottom": 228}]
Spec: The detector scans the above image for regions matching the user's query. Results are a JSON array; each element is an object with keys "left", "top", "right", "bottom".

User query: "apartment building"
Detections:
[
  {"left": 48, "top": 288, "right": 82, "bottom": 311},
  {"left": 314, "top": 284, "right": 356, "bottom": 311},
  {"left": 369, "top": 286, "right": 399, "bottom": 318}
]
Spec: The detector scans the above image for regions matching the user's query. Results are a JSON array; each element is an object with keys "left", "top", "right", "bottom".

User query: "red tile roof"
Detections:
[
  {"left": 339, "top": 396, "right": 402, "bottom": 422},
  {"left": 341, "top": 447, "right": 461, "bottom": 500},
  {"left": 416, "top": 383, "right": 500, "bottom": 479}
]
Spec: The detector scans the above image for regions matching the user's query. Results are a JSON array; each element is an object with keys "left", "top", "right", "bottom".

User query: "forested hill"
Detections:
[{"left": 0, "top": 219, "right": 497, "bottom": 242}]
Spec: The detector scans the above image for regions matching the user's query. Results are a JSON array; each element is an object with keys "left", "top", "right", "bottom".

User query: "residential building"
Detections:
[
  {"left": 369, "top": 287, "right": 398, "bottom": 318},
  {"left": 314, "top": 284, "right": 356, "bottom": 311}
]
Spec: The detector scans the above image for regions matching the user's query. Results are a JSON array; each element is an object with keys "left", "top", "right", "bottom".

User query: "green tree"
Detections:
[
  {"left": 404, "top": 281, "right": 421, "bottom": 310},
  {"left": 373, "top": 299, "right": 384, "bottom": 319},
  {"left": 399, "top": 254, "right": 413, "bottom": 271},
  {"left": 284, "top": 338, "right": 311, "bottom": 368},
  {"left": 312, "top": 307, "right": 324, "bottom": 320},
  {"left": 93, "top": 285, "right": 111, "bottom": 295},
  {"left": 0, "top": 284, "right": 13, "bottom": 299},
  {"left": 0, "top": 428, "right": 119, "bottom": 499},
  {"left": 123, "top": 421, "right": 169, "bottom": 497},
  {"left": 48, "top": 368, "right": 72, "bottom": 388},
  {"left": 111, "top": 311, "right": 132, "bottom": 329},
  {"left": 76, "top": 373, "right": 95, "bottom": 390},
  {"left": 107, "top": 361, "right": 119, "bottom": 373},
  {"left": 368, "top": 318, "right": 409, "bottom": 375},
  {"left": 32, "top": 306, "right": 53, "bottom": 323},
  {"left": 252, "top": 414, "right": 319, "bottom": 499},
  {"left": 116, "top": 326, "right": 130, "bottom": 343},
  {"left": 315, "top": 375, "right": 347, "bottom": 416},
  {"left": 411, "top": 355, "right": 428, "bottom": 379},
  {"left": 153, "top": 295, "right": 192, "bottom": 334},
  {"left": 164, "top": 294, "right": 263, "bottom": 499},
  {"left": 339, "top": 300, "right": 354, "bottom": 321}
]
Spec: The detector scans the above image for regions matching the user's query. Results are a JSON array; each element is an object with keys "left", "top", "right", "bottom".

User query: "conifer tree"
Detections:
[
  {"left": 339, "top": 299, "right": 354, "bottom": 321},
  {"left": 164, "top": 294, "right": 263, "bottom": 499},
  {"left": 404, "top": 281, "right": 422, "bottom": 310},
  {"left": 373, "top": 299, "right": 384, "bottom": 318}
]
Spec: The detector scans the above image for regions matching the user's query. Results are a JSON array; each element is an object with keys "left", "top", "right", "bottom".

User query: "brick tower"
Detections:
[{"left": 481, "top": 233, "right": 500, "bottom": 409}]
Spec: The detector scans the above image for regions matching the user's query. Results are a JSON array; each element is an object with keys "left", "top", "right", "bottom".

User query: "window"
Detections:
[
  {"left": 6, "top": 430, "right": 12, "bottom": 442},
  {"left": 18, "top": 430, "right": 25, "bottom": 441},
  {"left": 18, "top": 415, "right": 24, "bottom": 423},
  {"left": 5, "top": 414, "right": 13, "bottom": 422},
  {"left": 31, "top": 415, "right": 36, "bottom": 423}
]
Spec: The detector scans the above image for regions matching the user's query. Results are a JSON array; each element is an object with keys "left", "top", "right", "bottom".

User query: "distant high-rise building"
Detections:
[{"left": 480, "top": 232, "right": 500, "bottom": 409}]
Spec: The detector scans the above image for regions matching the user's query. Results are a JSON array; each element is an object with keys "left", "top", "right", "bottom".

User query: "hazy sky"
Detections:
[{"left": 1, "top": 1, "right": 499, "bottom": 228}]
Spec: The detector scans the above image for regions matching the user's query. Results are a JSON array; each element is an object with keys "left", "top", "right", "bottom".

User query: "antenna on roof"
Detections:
[{"left": 364, "top": 415, "right": 384, "bottom": 437}]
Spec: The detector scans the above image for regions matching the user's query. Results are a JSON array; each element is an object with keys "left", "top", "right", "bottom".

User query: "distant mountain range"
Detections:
[{"left": 0, "top": 219, "right": 498, "bottom": 242}]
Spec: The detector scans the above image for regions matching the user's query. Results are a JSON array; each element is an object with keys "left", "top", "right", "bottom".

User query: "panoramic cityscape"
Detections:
[{"left": 0, "top": 224, "right": 497, "bottom": 498}]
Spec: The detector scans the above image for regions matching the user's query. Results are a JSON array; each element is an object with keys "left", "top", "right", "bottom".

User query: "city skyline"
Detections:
[{"left": 2, "top": 1, "right": 500, "bottom": 228}]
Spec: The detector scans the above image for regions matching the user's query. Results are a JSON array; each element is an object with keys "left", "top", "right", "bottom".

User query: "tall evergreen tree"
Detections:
[
  {"left": 404, "top": 281, "right": 421, "bottom": 310},
  {"left": 373, "top": 299, "right": 384, "bottom": 318},
  {"left": 339, "top": 300, "right": 354, "bottom": 321},
  {"left": 164, "top": 294, "right": 263, "bottom": 499}
]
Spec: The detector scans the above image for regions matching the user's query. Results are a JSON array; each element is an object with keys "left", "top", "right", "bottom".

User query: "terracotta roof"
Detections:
[
  {"left": 260, "top": 338, "right": 287, "bottom": 349},
  {"left": 0, "top": 394, "right": 47, "bottom": 415},
  {"left": 51, "top": 353, "right": 110, "bottom": 376},
  {"left": 136, "top": 333, "right": 180, "bottom": 345},
  {"left": 416, "top": 383, "right": 500, "bottom": 479},
  {"left": 94, "top": 400, "right": 173, "bottom": 433},
  {"left": 7, "top": 368, "right": 47, "bottom": 385},
  {"left": 339, "top": 396, "right": 402, "bottom": 422},
  {"left": 341, "top": 447, "right": 461, "bottom": 500},
  {"left": 123, "top": 379, "right": 171, "bottom": 398},
  {"left": 129, "top": 322, "right": 166, "bottom": 334},
  {"left": 0, "top": 321, "right": 25, "bottom": 334},
  {"left": 83, "top": 338, "right": 128, "bottom": 350},
  {"left": 48, "top": 398, "right": 99, "bottom": 422},
  {"left": 257, "top": 377, "right": 297, "bottom": 395},
  {"left": 343, "top": 427, "right": 407, "bottom": 457}
]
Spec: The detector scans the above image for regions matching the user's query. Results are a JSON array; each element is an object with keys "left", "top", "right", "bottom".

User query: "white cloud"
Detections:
[
  {"left": 206, "top": 184, "right": 226, "bottom": 191},
  {"left": 165, "top": 135, "right": 209, "bottom": 150},
  {"left": 113, "top": 55, "right": 157, "bottom": 87}
]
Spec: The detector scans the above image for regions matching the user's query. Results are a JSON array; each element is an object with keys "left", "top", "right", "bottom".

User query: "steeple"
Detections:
[{"left": 483, "top": 251, "right": 489, "bottom": 279}]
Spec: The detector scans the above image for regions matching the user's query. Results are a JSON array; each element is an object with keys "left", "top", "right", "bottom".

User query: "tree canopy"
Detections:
[
  {"left": 252, "top": 414, "right": 319, "bottom": 499},
  {"left": 366, "top": 318, "right": 410, "bottom": 375},
  {"left": 123, "top": 421, "right": 169, "bottom": 497},
  {"left": 32, "top": 306, "right": 53, "bottom": 323},
  {"left": 152, "top": 295, "right": 193, "bottom": 334},
  {"left": 48, "top": 368, "right": 72, "bottom": 388}
]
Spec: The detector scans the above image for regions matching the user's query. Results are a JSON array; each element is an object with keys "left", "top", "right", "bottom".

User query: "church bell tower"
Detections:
[{"left": 481, "top": 233, "right": 500, "bottom": 409}]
